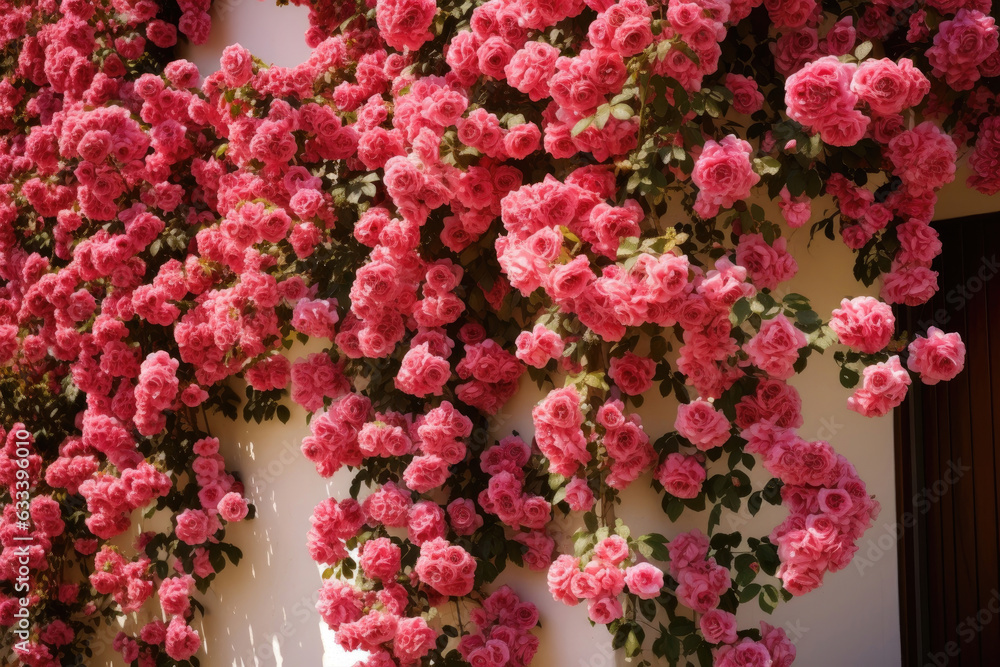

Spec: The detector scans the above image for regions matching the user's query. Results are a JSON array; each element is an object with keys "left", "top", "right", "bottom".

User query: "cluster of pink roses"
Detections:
[
  {"left": 457, "top": 586, "right": 540, "bottom": 667},
  {"left": 0, "top": 0, "right": 989, "bottom": 661},
  {"left": 316, "top": 577, "right": 440, "bottom": 663},
  {"left": 596, "top": 399, "right": 656, "bottom": 489},
  {"left": 479, "top": 436, "right": 553, "bottom": 531},
  {"left": 785, "top": 56, "right": 929, "bottom": 147},
  {"left": 547, "top": 535, "right": 663, "bottom": 623},
  {"left": 741, "top": 411, "right": 881, "bottom": 594}
]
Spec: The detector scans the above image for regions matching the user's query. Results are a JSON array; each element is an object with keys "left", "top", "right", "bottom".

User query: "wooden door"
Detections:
[{"left": 896, "top": 213, "right": 1000, "bottom": 666}]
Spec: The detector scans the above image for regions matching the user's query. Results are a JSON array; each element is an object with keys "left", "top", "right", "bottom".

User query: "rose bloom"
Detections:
[
  {"left": 359, "top": 537, "right": 402, "bottom": 581},
  {"left": 563, "top": 476, "right": 595, "bottom": 511},
  {"left": 515, "top": 324, "right": 564, "bottom": 368},
  {"left": 700, "top": 609, "right": 739, "bottom": 644},
  {"left": 907, "top": 327, "right": 966, "bottom": 384},
  {"left": 623, "top": 562, "right": 664, "bottom": 600},
  {"left": 675, "top": 399, "right": 731, "bottom": 450},
  {"left": 608, "top": 352, "right": 656, "bottom": 395},
  {"left": 715, "top": 638, "right": 773, "bottom": 667},
  {"left": 655, "top": 453, "right": 706, "bottom": 499},
  {"left": 725, "top": 74, "right": 764, "bottom": 114},
  {"left": 850, "top": 57, "right": 929, "bottom": 116},
  {"left": 744, "top": 314, "right": 807, "bottom": 380},
  {"left": 587, "top": 595, "right": 623, "bottom": 624},
  {"left": 847, "top": 355, "right": 912, "bottom": 418},
  {"left": 691, "top": 135, "right": 760, "bottom": 218},
  {"left": 829, "top": 296, "right": 895, "bottom": 354},
  {"left": 217, "top": 492, "right": 249, "bottom": 522}
]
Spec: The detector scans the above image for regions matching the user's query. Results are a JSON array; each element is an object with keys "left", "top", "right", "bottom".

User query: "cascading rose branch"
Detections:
[{"left": 0, "top": 0, "right": 983, "bottom": 665}]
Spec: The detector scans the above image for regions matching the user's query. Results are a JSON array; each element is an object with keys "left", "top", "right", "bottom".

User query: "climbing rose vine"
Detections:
[{"left": 0, "top": 0, "right": 983, "bottom": 664}]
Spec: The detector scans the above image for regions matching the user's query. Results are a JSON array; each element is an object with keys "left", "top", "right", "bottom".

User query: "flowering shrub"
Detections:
[{"left": 0, "top": 0, "right": 987, "bottom": 665}]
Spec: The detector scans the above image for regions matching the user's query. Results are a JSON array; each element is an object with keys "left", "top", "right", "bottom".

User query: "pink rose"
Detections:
[
  {"left": 700, "top": 609, "right": 738, "bottom": 644},
  {"left": 414, "top": 538, "right": 477, "bottom": 597},
  {"left": 907, "top": 327, "right": 966, "bottom": 384},
  {"left": 655, "top": 453, "right": 706, "bottom": 499},
  {"left": 725, "top": 74, "right": 764, "bottom": 114},
  {"left": 594, "top": 535, "right": 630, "bottom": 565},
  {"left": 744, "top": 315, "right": 807, "bottom": 380},
  {"left": 360, "top": 537, "right": 402, "bottom": 581},
  {"left": 395, "top": 343, "right": 451, "bottom": 397},
  {"left": 851, "top": 58, "right": 929, "bottom": 116},
  {"left": 881, "top": 265, "right": 939, "bottom": 306},
  {"left": 515, "top": 324, "right": 564, "bottom": 368},
  {"left": 447, "top": 498, "right": 484, "bottom": 535},
  {"left": 376, "top": 0, "right": 437, "bottom": 51},
  {"left": 587, "top": 595, "right": 623, "bottom": 624},
  {"left": 716, "top": 638, "right": 773, "bottom": 667},
  {"left": 691, "top": 135, "right": 760, "bottom": 218},
  {"left": 847, "top": 356, "right": 911, "bottom": 418},
  {"left": 217, "top": 492, "right": 249, "bottom": 522},
  {"left": 675, "top": 399, "right": 732, "bottom": 450},
  {"left": 624, "top": 562, "right": 664, "bottom": 600},
  {"left": 784, "top": 56, "right": 869, "bottom": 147},
  {"left": 547, "top": 554, "right": 581, "bottom": 606},
  {"left": 926, "top": 9, "right": 999, "bottom": 91},
  {"left": 735, "top": 234, "right": 798, "bottom": 290},
  {"left": 563, "top": 477, "right": 595, "bottom": 511},
  {"left": 830, "top": 296, "right": 895, "bottom": 354},
  {"left": 608, "top": 352, "right": 656, "bottom": 396}
]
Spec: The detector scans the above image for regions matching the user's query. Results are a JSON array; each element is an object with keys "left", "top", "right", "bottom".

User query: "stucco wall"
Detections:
[{"left": 90, "top": 6, "right": 1000, "bottom": 665}]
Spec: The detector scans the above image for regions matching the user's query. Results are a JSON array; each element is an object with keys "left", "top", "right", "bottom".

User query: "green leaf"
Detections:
[
  {"left": 572, "top": 115, "right": 594, "bottom": 137},
  {"left": 839, "top": 366, "right": 860, "bottom": 388}
]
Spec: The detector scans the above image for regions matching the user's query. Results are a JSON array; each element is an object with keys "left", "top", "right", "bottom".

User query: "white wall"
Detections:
[{"left": 94, "top": 9, "right": 997, "bottom": 667}]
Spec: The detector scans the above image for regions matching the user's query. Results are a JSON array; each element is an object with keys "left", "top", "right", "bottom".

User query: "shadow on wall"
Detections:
[{"left": 196, "top": 340, "right": 366, "bottom": 667}]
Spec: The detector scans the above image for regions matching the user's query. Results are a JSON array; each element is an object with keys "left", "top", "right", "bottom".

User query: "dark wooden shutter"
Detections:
[{"left": 896, "top": 214, "right": 1000, "bottom": 666}]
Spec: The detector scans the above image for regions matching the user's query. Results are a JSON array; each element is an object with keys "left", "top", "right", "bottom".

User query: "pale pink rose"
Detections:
[
  {"left": 691, "top": 135, "right": 761, "bottom": 218},
  {"left": 725, "top": 74, "right": 764, "bottom": 114},
  {"left": 830, "top": 296, "right": 895, "bottom": 354},
  {"left": 675, "top": 399, "right": 732, "bottom": 450},
  {"left": 515, "top": 324, "right": 564, "bottom": 368},
  {"left": 563, "top": 477, "right": 595, "bottom": 511},
  {"left": 594, "top": 535, "right": 630, "bottom": 565},
  {"left": 716, "top": 638, "right": 773, "bottom": 667},
  {"left": 547, "top": 554, "right": 581, "bottom": 606},
  {"left": 700, "top": 609, "right": 738, "bottom": 644},
  {"left": 655, "top": 453, "right": 706, "bottom": 499},
  {"left": 851, "top": 58, "right": 929, "bottom": 116},
  {"left": 847, "top": 356, "right": 911, "bottom": 418},
  {"left": 744, "top": 315, "right": 807, "bottom": 380},
  {"left": 624, "top": 562, "right": 664, "bottom": 600},
  {"left": 587, "top": 595, "right": 623, "bottom": 624},
  {"left": 608, "top": 352, "right": 656, "bottom": 395},
  {"left": 907, "top": 327, "right": 966, "bottom": 384}
]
